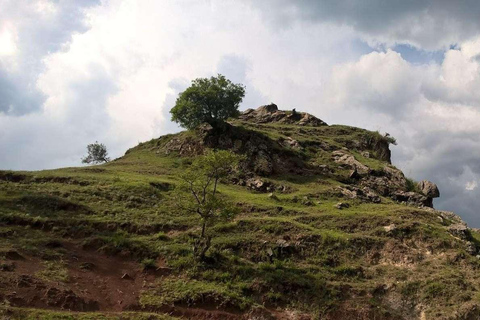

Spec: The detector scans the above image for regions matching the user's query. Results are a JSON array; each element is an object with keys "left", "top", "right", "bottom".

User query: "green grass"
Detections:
[
  {"left": 0, "top": 307, "right": 177, "bottom": 320},
  {"left": 36, "top": 260, "right": 69, "bottom": 283},
  {"left": 140, "top": 277, "right": 252, "bottom": 310}
]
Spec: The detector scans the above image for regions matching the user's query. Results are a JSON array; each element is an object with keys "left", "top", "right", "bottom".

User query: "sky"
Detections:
[{"left": 1, "top": 0, "right": 480, "bottom": 225}]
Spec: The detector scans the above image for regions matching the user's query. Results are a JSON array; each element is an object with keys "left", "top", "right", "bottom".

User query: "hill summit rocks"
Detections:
[{"left": 239, "top": 103, "right": 328, "bottom": 127}]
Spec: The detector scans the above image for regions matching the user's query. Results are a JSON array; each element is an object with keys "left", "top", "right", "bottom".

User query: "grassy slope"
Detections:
[{"left": 1, "top": 120, "right": 480, "bottom": 319}]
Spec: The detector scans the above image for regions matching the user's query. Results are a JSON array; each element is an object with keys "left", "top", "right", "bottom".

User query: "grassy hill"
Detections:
[{"left": 1, "top": 106, "right": 480, "bottom": 320}]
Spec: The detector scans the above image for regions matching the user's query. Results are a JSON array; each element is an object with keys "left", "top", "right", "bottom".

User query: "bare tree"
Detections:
[{"left": 176, "top": 150, "right": 241, "bottom": 261}]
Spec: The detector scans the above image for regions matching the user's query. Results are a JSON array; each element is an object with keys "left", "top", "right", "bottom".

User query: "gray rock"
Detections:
[
  {"left": 417, "top": 180, "right": 440, "bottom": 198},
  {"left": 335, "top": 202, "right": 350, "bottom": 209},
  {"left": 349, "top": 168, "right": 361, "bottom": 180},
  {"left": 239, "top": 104, "right": 327, "bottom": 127},
  {"left": 256, "top": 103, "right": 278, "bottom": 115},
  {"left": 301, "top": 196, "right": 314, "bottom": 206},
  {"left": 332, "top": 150, "right": 370, "bottom": 174},
  {"left": 384, "top": 224, "right": 396, "bottom": 233},
  {"left": 268, "top": 193, "right": 279, "bottom": 201},
  {"left": 337, "top": 186, "right": 381, "bottom": 203},
  {"left": 448, "top": 223, "right": 469, "bottom": 240}
]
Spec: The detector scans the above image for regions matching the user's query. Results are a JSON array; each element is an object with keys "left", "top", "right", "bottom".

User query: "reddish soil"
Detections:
[
  {"left": 63, "top": 242, "right": 152, "bottom": 311},
  {"left": 0, "top": 242, "right": 155, "bottom": 312}
]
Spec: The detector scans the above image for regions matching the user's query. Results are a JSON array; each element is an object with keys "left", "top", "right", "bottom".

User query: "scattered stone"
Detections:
[
  {"left": 268, "top": 193, "right": 279, "bottom": 201},
  {"left": 384, "top": 224, "right": 396, "bottom": 233},
  {"left": 276, "top": 239, "right": 290, "bottom": 248},
  {"left": 335, "top": 202, "right": 350, "bottom": 210},
  {"left": 121, "top": 273, "right": 134, "bottom": 280},
  {"left": 301, "top": 196, "right": 314, "bottom": 206}
]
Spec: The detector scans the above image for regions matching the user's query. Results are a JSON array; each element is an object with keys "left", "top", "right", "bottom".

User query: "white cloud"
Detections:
[
  {"left": 466, "top": 181, "right": 477, "bottom": 191},
  {"left": 0, "top": 23, "right": 17, "bottom": 56}
]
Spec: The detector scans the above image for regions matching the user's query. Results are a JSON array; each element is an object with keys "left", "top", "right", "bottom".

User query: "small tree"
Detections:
[
  {"left": 82, "top": 142, "right": 110, "bottom": 164},
  {"left": 170, "top": 74, "right": 245, "bottom": 130},
  {"left": 177, "top": 150, "right": 242, "bottom": 261}
]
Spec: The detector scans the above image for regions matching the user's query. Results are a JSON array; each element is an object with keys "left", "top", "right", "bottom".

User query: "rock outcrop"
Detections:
[
  {"left": 418, "top": 180, "right": 440, "bottom": 198},
  {"left": 239, "top": 104, "right": 327, "bottom": 127},
  {"left": 359, "top": 166, "right": 407, "bottom": 196},
  {"left": 332, "top": 150, "right": 370, "bottom": 174}
]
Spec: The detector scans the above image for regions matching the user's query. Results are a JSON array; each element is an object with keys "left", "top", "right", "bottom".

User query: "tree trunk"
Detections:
[{"left": 201, "top": 220, "right": 206, "bottom": 238}]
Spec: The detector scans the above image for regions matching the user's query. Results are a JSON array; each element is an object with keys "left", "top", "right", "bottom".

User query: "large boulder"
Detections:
[{"left": 417, "top": 180, "right": 440, "bottom": 198}]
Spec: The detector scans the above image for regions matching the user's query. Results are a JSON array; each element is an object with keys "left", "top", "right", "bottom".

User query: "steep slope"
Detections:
[{"left": 1, "top": 105, "right": 480, "bottom": 320}]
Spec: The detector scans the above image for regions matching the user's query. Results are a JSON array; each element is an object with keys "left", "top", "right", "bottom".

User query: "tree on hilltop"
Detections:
[
  {"left": 82, "top": 142, "right": 110, "bottom": 164},
  {"left": 170, "top": 74, "right": 245, "bottom": 129}
]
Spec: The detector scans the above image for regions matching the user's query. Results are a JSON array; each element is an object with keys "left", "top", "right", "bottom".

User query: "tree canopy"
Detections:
[
  {"left": 170, "top": 74, "right": 245, "bottom": 129},
  {"left": 82, "top": 142, "right": 110, "bottom": 164}
]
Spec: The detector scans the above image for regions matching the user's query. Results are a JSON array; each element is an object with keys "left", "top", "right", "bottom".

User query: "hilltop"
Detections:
[{"left": 1, "top": 105, "right": 480, "bottom": 320}]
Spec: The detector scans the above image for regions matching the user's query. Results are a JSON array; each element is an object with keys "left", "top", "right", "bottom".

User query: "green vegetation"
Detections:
[
  {"left": 170, "top": 74, "right": 245, "bottom": 129},
  {"left": 82, "top": 141, "right": 110, "bottom": 164},
  {"left": 0, "top": 307, "right": 177, "bottom": 320},
  {"left": 140, "top": 277, "right": 251, "bottom": 310},
  {"left": 36, "top": 260, "right": 69, "bottom": 283}
]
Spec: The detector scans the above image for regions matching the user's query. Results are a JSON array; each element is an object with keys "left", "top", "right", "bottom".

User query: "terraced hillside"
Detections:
[{"left": 1, "top": 105, "right": 480, "bottom": 320}]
